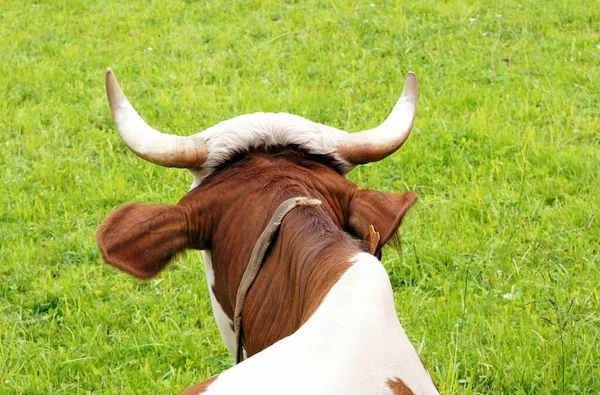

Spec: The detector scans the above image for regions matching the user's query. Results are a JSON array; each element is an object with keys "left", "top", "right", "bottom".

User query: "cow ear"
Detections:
[
  {"left": 348, "top": 189, "right": 417, "bottom": 254},
  {"left": 97, "top": 203, "right": 204, "bottom": 280}
]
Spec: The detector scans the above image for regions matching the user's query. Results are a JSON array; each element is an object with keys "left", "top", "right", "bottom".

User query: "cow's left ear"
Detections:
[
  {"left": 348, "top": 189, "right": 418, "bottom": 255},
  {"left": 97, "top": 202, "right": 208, "bottom": 280}
]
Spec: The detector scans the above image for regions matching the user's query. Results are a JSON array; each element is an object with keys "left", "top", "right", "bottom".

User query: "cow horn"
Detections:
[
  {"left": 337, "top": 72, "right": 418, "bottom": 164},
  {"left": 105, "top": 68, "right": 208, "bottom": 168}
]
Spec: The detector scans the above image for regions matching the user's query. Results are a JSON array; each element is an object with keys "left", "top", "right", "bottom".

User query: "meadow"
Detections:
[{"left": 1, "top": 0, "right": 599, "bottom": 393}]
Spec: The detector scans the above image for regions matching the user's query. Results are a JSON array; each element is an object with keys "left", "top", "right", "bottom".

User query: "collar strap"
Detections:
[{"left": 234, "top": 196, "right": 322, "bottom": 364}]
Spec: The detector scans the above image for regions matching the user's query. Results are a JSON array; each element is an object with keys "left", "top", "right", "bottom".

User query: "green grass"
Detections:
[{"left": 1, "top": 0, "right": 599, "bottom": 393}]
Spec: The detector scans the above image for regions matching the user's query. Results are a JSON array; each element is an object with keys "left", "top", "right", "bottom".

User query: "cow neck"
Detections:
[
  {"left": 231, "top": 203, "right": 364, "bottom": 357},
  {"left": 233, "top": 196, "right": 322, "bottom": 364}
]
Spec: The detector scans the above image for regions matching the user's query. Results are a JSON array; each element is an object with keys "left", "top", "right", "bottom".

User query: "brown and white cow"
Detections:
[{"left": 97, "top": 68, "right": 439, "bottom": 394}]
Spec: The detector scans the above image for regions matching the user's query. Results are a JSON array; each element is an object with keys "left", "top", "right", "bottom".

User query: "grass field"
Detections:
[{"left": 1, "top": 0, "right": 599, "bottom": 393}]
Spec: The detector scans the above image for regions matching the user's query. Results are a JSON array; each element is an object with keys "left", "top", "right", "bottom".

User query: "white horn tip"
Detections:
[
  {"left": 106, "top": 68, "right": 116, "bottom": 84},
  {"left": 402, "top": 72, "right": 418, "bottom": 102},
  {"left": 106, "top": 68, "right": 117, "bottom": 87},
  {"left": 105, "top": 68, "right": 126, "bottom": 112}
]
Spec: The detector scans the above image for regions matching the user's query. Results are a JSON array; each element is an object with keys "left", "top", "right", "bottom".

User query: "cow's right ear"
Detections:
[
  {"left": 96, "top": 203, "right": 207, "bottom": 280},
  {"left": 348, "top": 189, "right": 417, "bottom": 255}
]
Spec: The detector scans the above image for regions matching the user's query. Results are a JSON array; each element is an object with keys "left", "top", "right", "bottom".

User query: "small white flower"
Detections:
[
  {"left": 370, "top": 3, "right": 375, "bottom": 6},
  {"left": 469, "top": 18, "right": 477, "bottom": 22},
  {"left": 147, "top": 47, "right": 153, "bottom": 51}
]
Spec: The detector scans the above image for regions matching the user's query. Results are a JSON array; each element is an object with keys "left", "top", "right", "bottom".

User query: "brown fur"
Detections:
[
  {"left": 97, "top": 149, "right": 418, "bottom": 388},
  {"left": 386, "top": 377, "right": 416, "bottom": 395},
  {"left": 97, "top": 203, "right": 193, "bottom": 279}
]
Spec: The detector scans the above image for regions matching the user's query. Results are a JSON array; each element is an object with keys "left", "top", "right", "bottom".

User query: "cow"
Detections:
[{"left": 97, "top": 68, "right": 439, "bottom": 394}]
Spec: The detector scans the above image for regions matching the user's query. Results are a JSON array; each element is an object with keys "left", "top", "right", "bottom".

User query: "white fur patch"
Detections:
[
  {"left": 201, "top": 253, "right": 439, "bottom": 394},
  {"left": 187, "top": 113, "right": 353, "bottom": 188}
]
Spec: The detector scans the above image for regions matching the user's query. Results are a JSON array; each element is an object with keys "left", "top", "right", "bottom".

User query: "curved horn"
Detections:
[
  {"left": 105, "top": 68, "right": 208, "bottom": 168},
  {"left": 337, "top": 72, "right": 418, "bottom": 164}
]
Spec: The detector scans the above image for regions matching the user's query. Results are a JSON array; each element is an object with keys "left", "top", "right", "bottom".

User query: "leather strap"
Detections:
[{"left": 233, "top": 197, "right": 322, "bottom": 364}]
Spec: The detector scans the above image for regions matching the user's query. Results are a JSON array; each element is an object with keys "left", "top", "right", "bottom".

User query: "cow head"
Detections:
[{"left": 97, "top": 69, "right": 419, "bottom": 355}]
